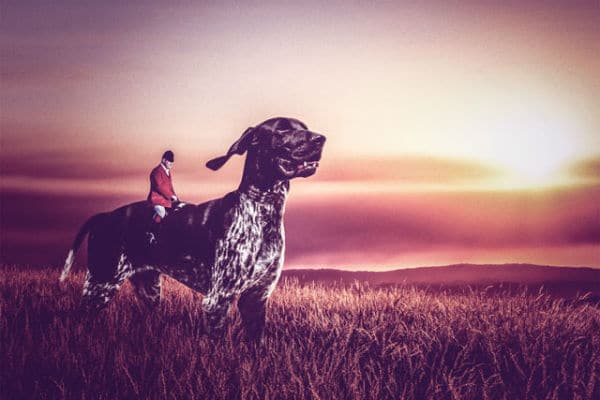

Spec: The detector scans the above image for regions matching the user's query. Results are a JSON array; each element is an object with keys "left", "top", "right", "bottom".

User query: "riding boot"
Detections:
[{"left": 146, "top": 214, "right": 163, "bottom": 246}]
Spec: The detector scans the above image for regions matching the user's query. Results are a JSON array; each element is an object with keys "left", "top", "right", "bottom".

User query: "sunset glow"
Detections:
[{"left": 1, "top": 1, "right": 599, "bottom": 268}]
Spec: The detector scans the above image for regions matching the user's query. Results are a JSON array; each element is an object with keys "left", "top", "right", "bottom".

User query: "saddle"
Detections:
[{"left": 151, "top": 200, "right": 187, "bottom": 222}]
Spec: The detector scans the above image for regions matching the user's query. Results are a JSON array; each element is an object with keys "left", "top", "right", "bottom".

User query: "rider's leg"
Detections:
[{"left": 153, "top": 205, "right": 166, "bottom": 223}]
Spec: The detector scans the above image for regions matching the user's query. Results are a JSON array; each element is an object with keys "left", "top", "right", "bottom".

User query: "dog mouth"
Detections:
[{"left": 276, "top": 157, "right": 320, "bottom": 178}]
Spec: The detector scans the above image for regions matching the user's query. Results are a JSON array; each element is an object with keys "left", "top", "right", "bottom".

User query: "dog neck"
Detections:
[
  {"left": 238, "top": 180, "right": 289, "bottom": 204},
  {"left": 238, "top": 150, "right": 290, "bottom": 204}
]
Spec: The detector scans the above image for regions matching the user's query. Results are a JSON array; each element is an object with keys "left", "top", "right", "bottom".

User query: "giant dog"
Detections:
[{"left": 59, "top": 117, "right": 325, "bottom": 341}]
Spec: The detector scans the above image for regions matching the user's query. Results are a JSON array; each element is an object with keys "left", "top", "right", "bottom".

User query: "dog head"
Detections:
[{"left": 206, "top": 117, "right": 326, "bottom": 181}]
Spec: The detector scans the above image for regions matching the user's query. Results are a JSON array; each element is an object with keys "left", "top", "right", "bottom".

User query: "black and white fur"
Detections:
[{"left": 59, "top": 117, "right": 325, "bottom": 342}]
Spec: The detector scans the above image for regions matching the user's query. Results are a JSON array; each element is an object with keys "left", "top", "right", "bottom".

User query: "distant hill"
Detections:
[{"left": 282, "top": 264, "right": 600, "bottom": 298}]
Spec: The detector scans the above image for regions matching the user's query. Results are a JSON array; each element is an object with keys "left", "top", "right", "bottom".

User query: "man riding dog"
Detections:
[
  {"left": 148, "top": 150, "right": 181, "bottom": 223},
  {"left": 59, "top": 117, "right": 326, "bottom": 342}
]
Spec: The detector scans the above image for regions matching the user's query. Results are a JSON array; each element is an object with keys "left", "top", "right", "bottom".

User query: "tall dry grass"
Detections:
[{"left": 1, "top": 265, "right": 599, "bottom": 399}]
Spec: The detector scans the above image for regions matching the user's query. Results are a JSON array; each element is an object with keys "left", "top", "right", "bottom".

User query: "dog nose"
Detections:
[{"left": 311, "top": 134, "right": 326, "bottom": 146}]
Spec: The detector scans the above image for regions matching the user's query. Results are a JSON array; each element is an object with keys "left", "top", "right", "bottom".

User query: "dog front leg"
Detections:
[
  {"left": 201, "top": 291, "right": 234, "bottom": 338},
  {"left": 238, "top": 288, "right": 268, "bottom": 344}
]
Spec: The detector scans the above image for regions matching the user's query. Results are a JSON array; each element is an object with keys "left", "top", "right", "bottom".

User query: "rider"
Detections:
[{"left": 148, "top": 150, "right": 179, "bottom": 223}]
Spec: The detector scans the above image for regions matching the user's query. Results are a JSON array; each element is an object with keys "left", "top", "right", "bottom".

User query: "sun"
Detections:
[
  {"left": 490, "top": 119, "right": 577, "bottom": 186},
  {"left": 466, "top": 89, "right": 583, "bottom": 188}
]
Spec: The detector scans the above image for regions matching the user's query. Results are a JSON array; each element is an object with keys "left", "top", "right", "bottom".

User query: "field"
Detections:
[{"left": 1, "top": 266, "right": 599, "bottom": 400}]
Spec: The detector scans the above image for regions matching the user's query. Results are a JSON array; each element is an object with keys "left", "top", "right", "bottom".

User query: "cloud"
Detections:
[
  {"left": 3, "top": 182, "right": 598, "bottom": 267},
  {"left": 283, "top": 184, "right": 600, "bottom": 260},
  {"left": 566, "top": 156, "right": 600, "bottom": 180},
  {"left": 0, "top": 120, "right": 227, "bottom": 182},
  {"left": 317, "top": 156, "right": 502, "bottom": 184},
  {"left": 2, "top": 126, "right": 499, "bottom": 185}
]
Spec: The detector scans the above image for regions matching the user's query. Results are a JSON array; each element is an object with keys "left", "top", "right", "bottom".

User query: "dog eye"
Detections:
[{"left": 272, "top": 135, "right": 285, "bottom": 148}]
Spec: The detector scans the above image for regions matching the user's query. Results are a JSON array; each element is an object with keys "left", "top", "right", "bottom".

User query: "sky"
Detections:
[{"left": 1, "top": 1, "right": 599, "bottom": 269}]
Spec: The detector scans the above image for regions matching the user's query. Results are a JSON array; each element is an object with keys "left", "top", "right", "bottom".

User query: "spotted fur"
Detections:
[{"left": 60, "top": 117, "right": 326, "bottom": 341}]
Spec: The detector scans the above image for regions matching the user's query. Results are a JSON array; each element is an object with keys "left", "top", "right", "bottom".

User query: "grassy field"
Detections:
[{"left": 1, "top": 266, "right": 599, "bottom": 399}]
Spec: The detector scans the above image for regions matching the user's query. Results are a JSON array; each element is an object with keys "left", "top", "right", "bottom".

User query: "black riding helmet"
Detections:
[{"left": 162, "top": 150, "right": 174, "bottom": 162}]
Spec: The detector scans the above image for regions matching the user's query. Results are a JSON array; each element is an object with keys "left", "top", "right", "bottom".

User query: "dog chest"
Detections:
[
  {"left": 227, "top": 197, "right": 283, "bottom": 252},
  {"left": 214, "top": 196, "right": 284, "bottom": 283}
]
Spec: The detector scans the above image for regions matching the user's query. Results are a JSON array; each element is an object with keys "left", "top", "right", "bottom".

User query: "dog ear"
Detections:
[{"left": 206, "top": 127, "right": 256, "bottom": 171}]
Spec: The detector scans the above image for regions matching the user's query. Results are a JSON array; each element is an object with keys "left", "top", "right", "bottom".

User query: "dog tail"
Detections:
[{"left": 59, "top": 213, "right": 105, "bottom": 283}]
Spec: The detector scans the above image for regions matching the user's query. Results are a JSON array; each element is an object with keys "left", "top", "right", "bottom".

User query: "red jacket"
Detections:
[{"left": 147, "top": 164, "right": 176, "bottom": 208}]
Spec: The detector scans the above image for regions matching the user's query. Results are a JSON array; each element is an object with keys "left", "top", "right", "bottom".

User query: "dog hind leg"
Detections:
[
  {"left": 80, "top": 253, "right": 132, "bottom": 313},
  {"left": 130, "top": 270, "right": 162, "bottom": 309},
  {"left": 80, "top": 272, "right": 127, "bottom": 313}
]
